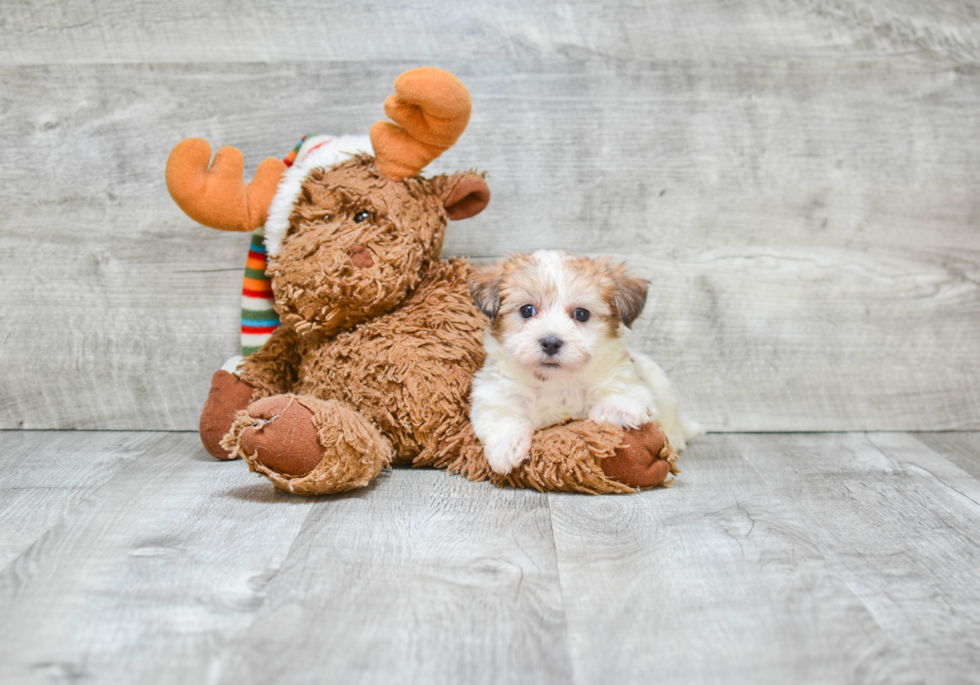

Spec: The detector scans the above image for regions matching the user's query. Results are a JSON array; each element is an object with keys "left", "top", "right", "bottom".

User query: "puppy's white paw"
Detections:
[
  {"left": 588, "top": 396, "right": 650, "bottom": 430},
  {"left": 484, "top": 423, "right": 535, "bottom": 475}
]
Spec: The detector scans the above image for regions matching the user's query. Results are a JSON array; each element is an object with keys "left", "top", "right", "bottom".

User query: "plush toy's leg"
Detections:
[
  {"left": 222, "top": 394, "right": 393, "bottom": 495},
  {"left": 600, "top": 422, "right": 679, "bottom": 488},
  {"left": 447, "top": 420, "right": 678, "bottom": 494},
  {"left": 199, "top": 370, "right": 257, "bottom": 460}
]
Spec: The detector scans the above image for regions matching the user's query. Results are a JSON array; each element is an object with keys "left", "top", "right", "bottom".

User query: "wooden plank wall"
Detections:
[{"left": 1, "top": 0, "right": 978, "bottom": 431}]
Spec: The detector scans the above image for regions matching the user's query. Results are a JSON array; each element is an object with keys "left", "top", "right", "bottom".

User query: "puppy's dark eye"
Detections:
[
  {"left": 520, "top": 305, "right": 536, "bottom": 319},
  {"left": 573, "top": 308, "right": 590, "bottom": 322},
  {"left": 353, "top": 211, "right": 371, "bottom": 223}
]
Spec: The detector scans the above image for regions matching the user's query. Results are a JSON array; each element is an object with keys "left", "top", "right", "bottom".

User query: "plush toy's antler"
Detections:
[
  {"left": 370, "top": 67, "right": 472, "bottom": 181},
  {"left": 166, "top": 138, "right": 286, "bottom": 232}
]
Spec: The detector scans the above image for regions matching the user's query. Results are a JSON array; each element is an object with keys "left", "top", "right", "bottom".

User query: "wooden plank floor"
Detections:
[{"left": 2, "top": 431, "right": 978, "bottom": 684}]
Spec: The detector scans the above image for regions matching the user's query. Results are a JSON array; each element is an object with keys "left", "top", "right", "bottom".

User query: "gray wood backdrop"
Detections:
[{"left": 2, "top": 0, "right": 978, "bottom": 432}]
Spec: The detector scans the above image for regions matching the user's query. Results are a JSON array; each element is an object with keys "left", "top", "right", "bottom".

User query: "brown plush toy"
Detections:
[{"left": 166, "top": 67, "right": 678, "bottom": 495}]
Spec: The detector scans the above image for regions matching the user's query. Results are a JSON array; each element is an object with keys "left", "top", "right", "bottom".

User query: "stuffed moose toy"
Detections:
[{"left": 166, "top": 67, "right": 678, "bottom": 495}]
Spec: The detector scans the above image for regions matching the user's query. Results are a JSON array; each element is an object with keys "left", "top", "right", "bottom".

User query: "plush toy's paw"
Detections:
[
  {"left": 231, "top": 396, "right": 323, "bottom": 477},
  {"left": 223, "top": 395, "right": 393, "bottom": 495},
  {"left": 484, "top": 423, "right": 535, "bottom": 475},
  {"left": 200, "top": 370, "right": 257, "bottom": 460},
  {"left": 601, "top": 422, "right": 679, "bottom": 488},
  {"left": 588, "top": 396, "right": 649, "bottom": 430}
]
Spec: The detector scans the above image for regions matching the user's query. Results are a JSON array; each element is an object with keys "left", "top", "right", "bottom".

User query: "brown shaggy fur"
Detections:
[{"left": 214, "top": 156, "right": 669, "bottom": 495}]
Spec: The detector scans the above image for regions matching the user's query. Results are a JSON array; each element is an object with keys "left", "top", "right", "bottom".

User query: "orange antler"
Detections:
[
  {"left": 370, "top": 67, "right": 472, "bottom": 181},
  {"left": 166, "top": 138, "right": 286, "bottom": 232}
]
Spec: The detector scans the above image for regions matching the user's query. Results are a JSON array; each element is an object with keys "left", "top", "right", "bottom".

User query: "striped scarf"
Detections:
[{"left": 239, "top": 135, "right": 309, "bottom": 355}]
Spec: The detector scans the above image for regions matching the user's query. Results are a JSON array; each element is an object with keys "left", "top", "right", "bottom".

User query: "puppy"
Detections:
[{"left": 469, "top": 250, "right": 700, "bottom": 475}]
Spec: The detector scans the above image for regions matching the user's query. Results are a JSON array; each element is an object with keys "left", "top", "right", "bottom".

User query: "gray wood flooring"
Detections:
[{"left": 2, "top": 430, "right": 978, "bottom": 684}]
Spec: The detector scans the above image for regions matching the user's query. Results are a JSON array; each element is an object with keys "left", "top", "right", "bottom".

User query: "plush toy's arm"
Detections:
[
  {"left": 448, "top": 419, "right": 678, "bottom": 494},
  {"left": 235, "top": 324, "right": 302, "bottom": 397}
]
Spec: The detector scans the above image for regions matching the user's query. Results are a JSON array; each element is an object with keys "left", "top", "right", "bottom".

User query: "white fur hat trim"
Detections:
[{"left": 263, "top": 134, "right": 373, "bottom": 257}]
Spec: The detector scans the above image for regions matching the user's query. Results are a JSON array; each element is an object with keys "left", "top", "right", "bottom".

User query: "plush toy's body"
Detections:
[
  {"left": 168, "top": 68, "right": 680, "bottom": 496},
  {"left": 228, "top": 255, "right": 487, "bottom": 494}
]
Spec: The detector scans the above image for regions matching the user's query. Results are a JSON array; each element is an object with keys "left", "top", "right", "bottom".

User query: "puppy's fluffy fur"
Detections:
[{"left": 469, "top": 250, "right": 700, "bottom": 475}]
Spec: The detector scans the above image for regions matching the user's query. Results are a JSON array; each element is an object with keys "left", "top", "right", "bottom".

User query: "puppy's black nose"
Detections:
[{"left": 540, "top": 337, "right": 563, "bottom": 356}]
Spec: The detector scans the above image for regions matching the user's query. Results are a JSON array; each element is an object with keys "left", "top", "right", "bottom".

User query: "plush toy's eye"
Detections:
[
  {"left": 520, "top": 305, "right": 536, "bottom": 319},
  {"left": 573, "top": 308, "right": 590, "bottom": 322},
  {"left": 353, "top": 211, "right": 371, "bottom": 223}
]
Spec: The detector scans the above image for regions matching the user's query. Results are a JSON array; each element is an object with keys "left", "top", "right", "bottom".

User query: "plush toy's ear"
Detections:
[
  {"left": 434, "top": 171, "right": 490, "bottom": 220},
  {"left": 469, "top": 263, "right": 504, "bottom": 320},
  {"left": 610, "top": 264, "right": 648, "bottom": 328}
]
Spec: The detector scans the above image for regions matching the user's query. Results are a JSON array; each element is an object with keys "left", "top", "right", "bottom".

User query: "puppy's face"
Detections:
[{"left": 470, "top": 250, "right": 648, "bottom": 378}]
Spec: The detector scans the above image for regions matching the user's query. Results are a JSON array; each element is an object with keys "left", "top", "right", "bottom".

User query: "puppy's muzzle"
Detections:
[{"left": 540, "top": 336, "right": 563, "bottom": 357}]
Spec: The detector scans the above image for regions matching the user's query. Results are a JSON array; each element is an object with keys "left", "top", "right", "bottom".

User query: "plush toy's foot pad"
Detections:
[
  {"left": 200, "top": 370, "right": 256, "bottom": 460},
  {"left": 601, "top": 422, "right": 680, "bottom": 488},
  {"left": 232, "top": 396, "right": 323, "bottom": 476},
  {"left": 223, "top": 395, "right": 394, "bottom": 495}
]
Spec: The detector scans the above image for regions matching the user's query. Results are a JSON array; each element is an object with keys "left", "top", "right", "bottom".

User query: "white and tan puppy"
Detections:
[{"left": 469, "top": 250, "right": 700, "bottom": 475}]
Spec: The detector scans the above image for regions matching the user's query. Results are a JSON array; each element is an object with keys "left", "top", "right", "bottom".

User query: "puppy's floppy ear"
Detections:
[
  {"left": 469, "top": 263, "right": 504, "bottom": 320},
  {"left": 611, "top": 265, "right": 648, "bottom": 328}
]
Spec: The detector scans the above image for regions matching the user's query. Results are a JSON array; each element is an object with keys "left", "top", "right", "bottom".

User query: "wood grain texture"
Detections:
[
  {"left": 2, "top": 1, "right": 979, "bottom": 431},
  {"left": 549, "top": 434, "right": 920, "bottom": 685},
  {"left": 0, "top": 432, "right": 315, "bottom": 685},
  {"left": 624, "top": 247, "right": 980, "bottom": 432},
  {"left": 216, "top": 468, "right": 570, "bottom": 685},
  {"left": 2, "top": 430, "right": 980, "bottom": 682},
  {"left": 0, "top": 431, "right": 147, "bottom": 567},
  {"left": 729, "top": 432, "right": 980, "bottom": 683},
  {"left": 918, "top": 431, "right": 980, "bottom": 481},
  {"left": 2, "top": 0, "right": 978, "bottom": 64}
]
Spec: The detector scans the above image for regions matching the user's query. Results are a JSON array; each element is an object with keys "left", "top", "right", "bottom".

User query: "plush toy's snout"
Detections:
[{"left": 349, "top": 245, "right": 374, "bottom": 268}]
